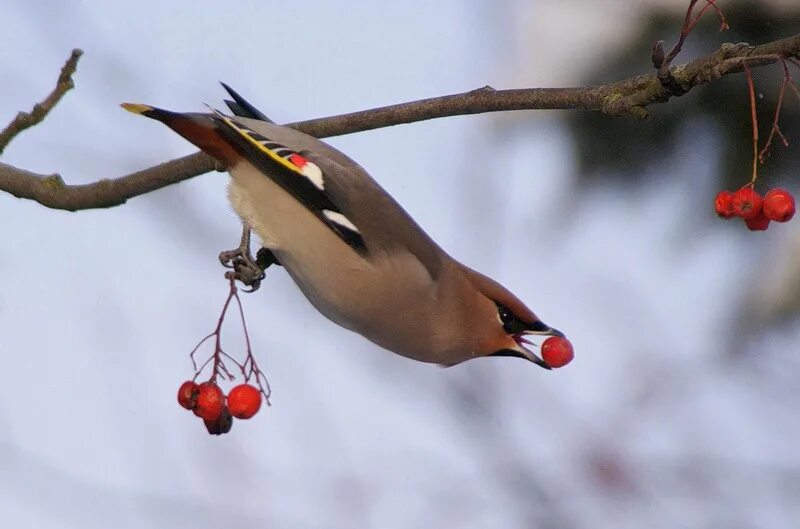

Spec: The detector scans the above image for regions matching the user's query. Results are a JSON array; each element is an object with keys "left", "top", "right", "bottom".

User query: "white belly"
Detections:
[{"left": 226, "top": 163, "right": 439, "bottom": 360}]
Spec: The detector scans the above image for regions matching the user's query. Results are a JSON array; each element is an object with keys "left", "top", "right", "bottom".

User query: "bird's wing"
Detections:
[
  {"left": 212, "top": 111, "right": 367, "bottom": 254},
  {"left": 220, "top": 82, "right": 274, "bottom": 122},
  {"left": 219, "top": 114, "right": 444, "bottom": 279}
]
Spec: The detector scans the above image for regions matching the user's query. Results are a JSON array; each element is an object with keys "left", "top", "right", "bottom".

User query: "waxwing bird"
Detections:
[{"left": 121, "top": 86, "right": 565, "bottom": 368}]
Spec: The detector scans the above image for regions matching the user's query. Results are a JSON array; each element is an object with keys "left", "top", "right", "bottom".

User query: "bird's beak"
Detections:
[
  {"left": 509, "top": 322, "right": 565, "bottom": 369},
  {"left": 511, "top": 343, "right": 552, "bottom": 369},
  {"left": 492, "top": 339, "right": 552, "bottom": 369},
  {"left": 521, "top": 320, "right": 565, "bottom": 338}
]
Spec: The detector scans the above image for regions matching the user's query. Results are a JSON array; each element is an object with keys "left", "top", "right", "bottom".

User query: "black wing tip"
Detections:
[
  {"left": 219, "top": 82, "right": 273, "bottom": 122},
  {"left": 328, "top": 223, "right": 368, "bottom": 256},
  {"left": 224, "top": 99, "right": 247, "bottom": 118}
]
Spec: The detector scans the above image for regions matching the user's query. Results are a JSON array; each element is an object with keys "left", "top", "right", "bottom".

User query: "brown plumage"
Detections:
[{"left": 122, "top": 95, "right": 564, "bottom": 368}]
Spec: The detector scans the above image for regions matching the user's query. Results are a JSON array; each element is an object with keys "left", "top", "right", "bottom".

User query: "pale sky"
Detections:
[{"left": 2, "top": 1, "right": 799, "bottom": 528}]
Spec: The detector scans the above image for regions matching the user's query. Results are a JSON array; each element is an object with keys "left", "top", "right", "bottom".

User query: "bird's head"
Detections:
[
  {"left": 458, "top": 265, "right": 564, "bottom": 369},
  {"left": 488, "top": 301, "right": 564, "bottom": 369}
]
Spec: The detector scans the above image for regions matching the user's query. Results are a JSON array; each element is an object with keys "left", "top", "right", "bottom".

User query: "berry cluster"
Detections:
[
  {"left": 714, "top": 57, "right": 799, "bottom": 231},
  {"left": 179, "top": 278, "right": 271, "bottom": 436},
  {"left": 715, "top": 187, "right": 796, "bottom": 231},
  {"left": 178, "top": 381, "right": 262, "bottom": 435},
  {"left": 541, "top": 336, "right": 574, "bottom": 368}
]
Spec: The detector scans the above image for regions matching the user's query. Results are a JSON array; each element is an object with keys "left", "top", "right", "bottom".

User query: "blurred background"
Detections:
[{"left": 2, "top": 1, "right": 800, "bottom": 528}]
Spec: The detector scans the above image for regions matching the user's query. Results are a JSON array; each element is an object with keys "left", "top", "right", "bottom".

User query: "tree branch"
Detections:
[
  {"left": 1, "top": 34, "right": 798, "bottom": 211},
  {"left": 0, "top": 48, "right": 83, "bottom": 155}
]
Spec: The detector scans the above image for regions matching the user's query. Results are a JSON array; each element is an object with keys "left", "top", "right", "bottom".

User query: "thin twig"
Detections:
[
  {"left": 0, "top": 49, "right": 83, "bottom": 155},
  {"left": 790, "top": 81, "right": 800, "bottom": 100},
  {"left": 189, "top": 277, "right": 272, "bottom": 402},
  {"left": 662, "top": 0, "right": 701, "bottom": 67},
  {"left": 655, "top": 1, "right": 729, "bottom": 93},
  {"left": 744, "top": 64, "right": 759, "bottom": 185},
  {"left": 758, "top": 59, "right": 792, "bottom": 162},
  {"left": 662, "top": 1, "right": 729, "bottom": 67},
  {"left": 231, "top": 285, "right": 271, "bottom": 404},
  {"left": 689, "top": 1, "right": 729, "bottom": 33}
]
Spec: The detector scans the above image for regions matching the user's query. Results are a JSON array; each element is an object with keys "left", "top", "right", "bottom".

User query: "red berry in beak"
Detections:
[{"left": 541, "top": 336, "right": 574, "bottom": 368}]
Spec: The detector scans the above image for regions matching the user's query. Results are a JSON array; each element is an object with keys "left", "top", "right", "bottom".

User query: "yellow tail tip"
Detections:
[{"left": 120, "top": 102, "right": 153, "bottom": 114}]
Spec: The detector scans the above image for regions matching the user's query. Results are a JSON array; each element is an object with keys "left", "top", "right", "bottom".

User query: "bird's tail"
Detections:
[{"left": 120, "top": 103, "right": 242, "bottom": 167}]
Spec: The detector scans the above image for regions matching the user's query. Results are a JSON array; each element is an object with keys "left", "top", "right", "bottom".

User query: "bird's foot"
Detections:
[{"left": 219, "top": 225, "right": 266, "bottom": 292}]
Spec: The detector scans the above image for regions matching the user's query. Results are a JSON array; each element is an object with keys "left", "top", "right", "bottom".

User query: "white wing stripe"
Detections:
[
  {"left": 301, "top": 163, "right": 325, "bottom": 191},
  {"left": 322, "top": 210, "right": 360, "bottom": 233}
]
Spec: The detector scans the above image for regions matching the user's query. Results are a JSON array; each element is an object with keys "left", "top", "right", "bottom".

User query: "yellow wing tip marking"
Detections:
[
  {"left": 120, "top": 102, "right": 154, "bottom": 115},
  {"left": 220, "top": 117, "right": 306, "bottom": 175}
]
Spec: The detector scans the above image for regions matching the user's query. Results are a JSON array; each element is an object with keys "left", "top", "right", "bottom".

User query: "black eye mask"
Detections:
[{"left": 496, "top": 303, "right": 528, "bottom": 334}]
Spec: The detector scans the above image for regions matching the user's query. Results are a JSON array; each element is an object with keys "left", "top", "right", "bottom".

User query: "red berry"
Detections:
[
  {"left": 204, "top": 405, "right": 233, "bottom": 436},
  {"left": 732, "top": 187, "right": 763, "bottom": 219},
  {"left": 541, "top": 336, "right": 574, "bottom": 368},
  {"left": 227, "top": 384, "right": 262, "bottom": 419},
  {"left": 177, "top": 380, "right": 199, "bottom": 410},
  {"left": 193, "top": 382, "right": 225, "bottom": 421},
  {"left": 744, "top": 210, "right": 770, "bottom": 231},
  {"left": 714, "top": 191, "right": 736, "bottom": 219},
  {"left": 763, "top": 188, "right": 795, "bottom": 222}
]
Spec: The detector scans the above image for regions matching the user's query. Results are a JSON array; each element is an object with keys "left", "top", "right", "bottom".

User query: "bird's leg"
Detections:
[
  {"left": 218, "top": 223, "right": 267, "bottom": 292},
  {"left": 219, "top": 222, "right": 256, "bottom": 269},
  {"left": 256, "top": 247, "right": 281, "bottom": 270}
]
